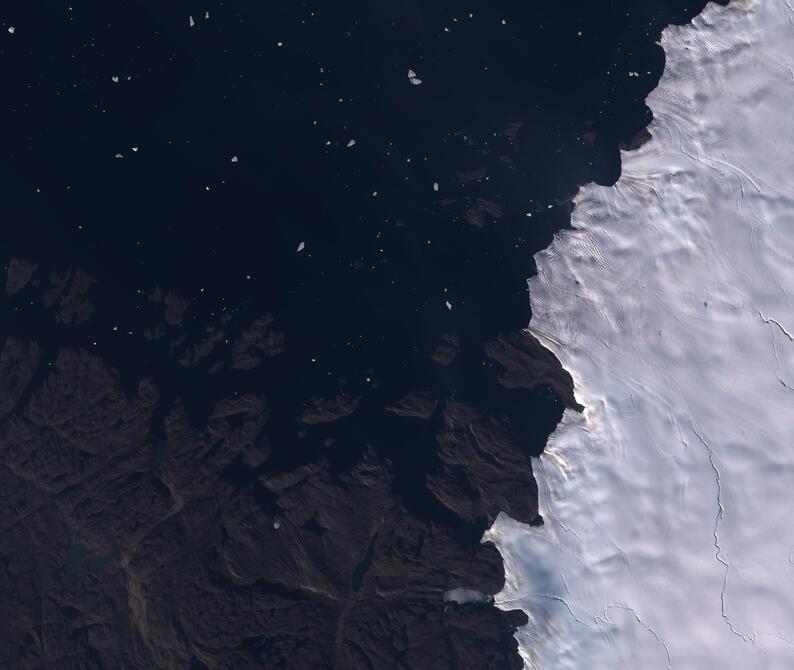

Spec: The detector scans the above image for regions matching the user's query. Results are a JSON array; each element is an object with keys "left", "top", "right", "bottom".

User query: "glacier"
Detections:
[{"left": 485, "top": 1, "right": 794, "bottom": 667}]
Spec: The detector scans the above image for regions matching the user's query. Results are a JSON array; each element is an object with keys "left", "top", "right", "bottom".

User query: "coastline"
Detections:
[{"left": 0, "top": 3, "right": 737, "bottom": 667}]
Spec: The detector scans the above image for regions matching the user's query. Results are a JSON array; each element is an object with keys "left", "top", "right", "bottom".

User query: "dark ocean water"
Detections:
[
  {"left": 0, "top": 2, "right": 723, "bottom": 667},
  {"left": 1, "top": 0, "right": 713, "bottom": 453}
]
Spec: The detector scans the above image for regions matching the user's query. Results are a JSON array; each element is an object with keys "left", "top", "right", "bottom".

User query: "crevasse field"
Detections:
[{"left": 486, "top": 0, "right": 794, "bottom": 667}]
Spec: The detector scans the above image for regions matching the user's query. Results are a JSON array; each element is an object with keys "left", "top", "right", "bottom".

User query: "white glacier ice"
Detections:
[{"left": 485, "top": 1, "right": 794, "bottom": 667}]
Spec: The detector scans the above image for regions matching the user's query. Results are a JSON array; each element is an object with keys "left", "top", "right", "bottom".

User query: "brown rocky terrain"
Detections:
[{"left": 0, "top": 260, "right": 579, "bottom": 669}]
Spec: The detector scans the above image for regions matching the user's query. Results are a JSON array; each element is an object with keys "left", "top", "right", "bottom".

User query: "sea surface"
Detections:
[
  {"left": 0, "top": 0, "right": 716, "bottom": 533},
  {"left": 1, "top": 1, "right": 717, "bottom": 394}
]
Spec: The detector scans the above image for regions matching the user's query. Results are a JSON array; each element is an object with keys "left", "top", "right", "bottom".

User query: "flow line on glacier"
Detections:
[
  {"left": 758, "top": 310, "right": 794, "bottom": 341},
  {"left": 600, "top": 603, "right": 671, "bottom": 670},
  {"left": 689, "top": 422, "right": 754, "bottom": 644}
]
